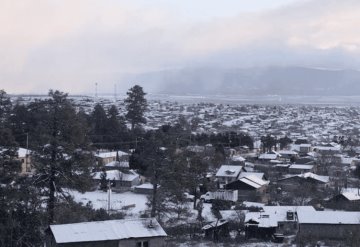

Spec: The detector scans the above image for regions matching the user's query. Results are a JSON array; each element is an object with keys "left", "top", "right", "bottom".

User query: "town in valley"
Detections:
[{"left": 2, "top": 88, "right": 360, "bottom": 246}]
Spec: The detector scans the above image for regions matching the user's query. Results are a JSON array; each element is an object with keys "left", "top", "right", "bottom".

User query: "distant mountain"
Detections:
[{"left": 131, "top": 67, "right": 360, "bottom": 96}]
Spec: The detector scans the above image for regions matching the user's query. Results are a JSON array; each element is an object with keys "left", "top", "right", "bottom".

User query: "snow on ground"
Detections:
[
  {"left": 69, "top": 190, "right": 291, "bottom": 246},
  {"left": 69, "top": 190, "right": 149, "bottom": 217},
  {"left": 196, "top": 202, "right": 216, "bottom": 222},
  {"left": 69, "top": 189, "right": 217, "bottom": 222}
]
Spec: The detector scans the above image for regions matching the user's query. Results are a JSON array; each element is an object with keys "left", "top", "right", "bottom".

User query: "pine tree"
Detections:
[
  {"left": 31, "top": 90, "right": 93, "bottom": 224},
  {"left": 0, "top": 89, "right": 11, "bottom": 123},
  {"left": 125, "top": 85, "right": 147, "bottom": 130},
  {"left": 91, "top": 104, "right": 108, "bottom": 145},
  {"left": 106, "top": 105, "right": 128, "bottom": 149},
  {"left": 100, "top": 169, "right": 108, "bottom": 191}
]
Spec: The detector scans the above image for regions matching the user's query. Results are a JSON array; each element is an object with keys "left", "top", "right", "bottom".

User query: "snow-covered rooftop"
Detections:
[
  {"left": 245, "top": 206, "right": 316, "bottom": 228},
  {"left": 298, "top": 211, "right": 360, "bottom": 225},
  {"left": 216, "top": 165, "right": 242, "bottom": 178},
  {"left": 242, "top": 201, "right": 266, "bottom": 208},
  {"left": 135, "top": 183, "right": 156, "bottom": 189},
  {"left": 299, "top": 172, "right": 329, "bottom": 183},
  {"left": 278, "top": 150, "right": 298, "bottom": 155},
  {"left": 95, "top": 150, "right": 128, "bottom": 159},
  {"left": 50, "top": 218, "right": 167, "bottom": 244},
  {"left": 104, "top": 161, "right": 129, "bottom": 168},
  {"left": 231, "top": 155, "right": 246, "bottom": 162},
  {"left": 289, "top": 164, "right": 314, "bottom": 170},
  {"left": 340, "top": 188, "right": 360, "bottom": 201},
  {"left": 281, "top": 172, "right": 329, "bottom": 183},
  {"left": 239, "top": 175, "right": 269, "bottom": 189},
  {"left": 93, "top": 170, "right": 139, "bottom": 182},
  {"left": 239, "top": 172, "right": 264, "bottom": 180},
  {"left": 17, "top": 148, "right": 31, "bottom": 157},
  {"left": 258, "top": 153, "right": 278, "bottom": 160}
]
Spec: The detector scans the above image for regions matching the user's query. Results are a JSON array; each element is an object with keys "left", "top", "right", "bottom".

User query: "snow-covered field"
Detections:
[
  {"left": 69, "top": 189, "right": 215, "bottom": 221},
  {"left": 69, "top": 190, "right": 149, "bottom": 217}
]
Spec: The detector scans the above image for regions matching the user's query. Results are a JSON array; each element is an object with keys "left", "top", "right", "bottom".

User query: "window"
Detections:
[{"left": 136, "top": 241, "right": 149, "bottom": 247}]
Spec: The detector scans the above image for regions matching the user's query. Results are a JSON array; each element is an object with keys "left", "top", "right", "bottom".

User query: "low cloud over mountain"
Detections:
[{"left": 131, "top": 67, "right": 360, "bottom": 96}]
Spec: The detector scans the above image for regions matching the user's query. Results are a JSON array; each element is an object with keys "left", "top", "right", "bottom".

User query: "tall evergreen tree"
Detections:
[
  {"left": 106, "top": 105, "right": 128, "bottom": 149},
  {"left": 91, "top": 104, "right": 108, "bottom": 143},
  {"left": 31, "top": 90, "right": 93, "bottom": 224},
  {"left": 125, "top": 85, "right": 147, "bottom": 130},
  {"left": 0, "top": 89, "right": 11, "bottom": 124}
]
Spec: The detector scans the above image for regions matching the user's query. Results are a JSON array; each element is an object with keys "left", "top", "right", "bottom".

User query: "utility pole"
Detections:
[
  {"left": 107, "top": 180, "right": 112, "bottom": 214},
  {"left": 26, "top": 133, "right": 29, "bottom": 172}
]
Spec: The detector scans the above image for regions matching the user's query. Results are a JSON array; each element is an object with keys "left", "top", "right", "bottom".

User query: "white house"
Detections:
[
  {"left": 46, "top": 218, "right": 167, "bottom": 247},
  {"left": 215, "top": 165, "right": 243, "bottom": 188}
]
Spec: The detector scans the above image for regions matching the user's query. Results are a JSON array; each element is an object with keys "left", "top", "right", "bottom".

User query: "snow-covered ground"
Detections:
[
  {"left": 69, "top": 189, "right": 216, "bottom": 222},
  {"left": 68, "top": 190, "right": 298, "bottom": 246},
  {"left": 69, "top": 190, "right": 149, "bottom": 217}
]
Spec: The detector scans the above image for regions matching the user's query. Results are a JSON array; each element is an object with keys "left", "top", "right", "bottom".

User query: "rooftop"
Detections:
[
  {"left": 216, "top": 165, "right": 243, "bottom": 177},
  {"left": 298, "top": 211, "right": 360, "bottom": 225},
  {"left": 50, "top": 218, "right": 167, "bottom": 244}
]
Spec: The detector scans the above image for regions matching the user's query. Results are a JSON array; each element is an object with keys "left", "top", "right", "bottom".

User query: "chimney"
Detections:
[
  {"left": 286, "top": 211, "right": 294, "bottom": 220},
  {"left": 148, "top": 220, "right": 154, "bottom": 228}
]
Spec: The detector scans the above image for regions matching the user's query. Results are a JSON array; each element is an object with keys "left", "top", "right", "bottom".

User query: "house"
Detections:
[
  {"left": 225, "top": 174, "right": 269, "bottom": 202},
  {"left": 274, "top": 164, "right": 290, "bottom": 174},
  {"left": 297, "top": 211, "right": 360, "bottom": 240},
  {"left": 17, "top": 148, "right": 33, "bottom": 175},
  {"left": 277, "top": 172, "right": 329, "bottom": 191},
  {"left": 294, "top": 157, "right": 315, "bottom": 165},
  {"left": 104, "top": 161, "right": 129, "bottom": 171},
  {"left": 299, "top": 144, "right": 312, "bottom": 155},
  {"left": 93, "top": 169, "right": 141, "bottom": 190},
  {"left": 215, "top": 165, "right": 243, "bottom": 188},
  {"left": 258, "top": 151, "right": 281, "bottom": 163},
  {"left": 326, "top": 188, "right": 360, "bottom": 210},
  {"left": 288, "top": 164, "right": 315, "bottom": 174},
  {"left": 46, "top": 218, "right": 167, "bottom": 247},
  {"left": 245, "top": 206, "right": 316, "bottom": 239},
  {"left": 313, "top": 143, "right": 341, "bottom": 155},
  {"left": 229, "top": 154, "right": 246, "bottom": 165},
  {"left": 202, "top": 219, "right": 229, "bottom": 241},
  {"left": 134, "top": 183, "right": 158, "bottom": 194},
  {"left": 243, "top": 162, "right": 255, "bottom": 172},
  {"left": 95, "top": 150, "right": 129, "bottom": 166},
  {"left": 239, "top": 172, "right": 267, "bottom": 180},
  {"left": 0, "top": 147, "right": 33, "bottom": 175},
  {"left": 278, "top": 150, "right": 298, "bottom": 161}
]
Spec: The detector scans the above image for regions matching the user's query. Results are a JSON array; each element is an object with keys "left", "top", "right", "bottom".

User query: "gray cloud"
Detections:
[{"left": 0, "top": 0, "right": 359, "bottom": 94}]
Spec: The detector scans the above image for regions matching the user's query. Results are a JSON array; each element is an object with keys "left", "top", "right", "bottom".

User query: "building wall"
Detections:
[
  {"left": 18, "top": 155, "right": 32, "bottom": 175},
  {"left": 237, "top": 187, "right": 268, "bottom": 203},
  {"left": 288, "top": 168, "right": 313, "bottom": 174},
  {"left": 118, "top": 237, "right": 166, "bottom": 247},
  {"left": 51, "top": 240, "right": 119, "bottom": 247},
  {"left": 298, "top": 224, "right": 360, "bottom": 240},
  {"left": 48, "top": 237, "right": 166, "bottom": 247},
  {"left": 97, "top": 155, "right": 129, "bottom": 166}
]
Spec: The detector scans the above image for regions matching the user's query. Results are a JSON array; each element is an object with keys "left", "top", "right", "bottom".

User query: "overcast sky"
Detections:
[{"left": 1, "top": 0, "right": 359, "bottom": 94}]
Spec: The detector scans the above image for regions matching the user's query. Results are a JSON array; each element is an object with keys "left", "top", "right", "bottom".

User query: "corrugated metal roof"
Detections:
[
  {"left": 298, "top": 211, "right": 360, "bottom": 225},
  {"left": 50, "top": 218, "right": 167, "bottom": 244}
]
